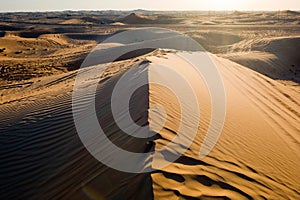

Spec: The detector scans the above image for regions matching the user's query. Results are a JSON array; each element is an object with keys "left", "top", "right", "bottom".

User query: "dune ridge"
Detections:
[{"left": 1, "top": 49, "right": 299, "bottom": 199}]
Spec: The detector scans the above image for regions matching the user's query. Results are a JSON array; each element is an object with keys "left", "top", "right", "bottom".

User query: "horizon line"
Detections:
[{"left": 0, "top": 9, "right": 299, "bottom": 14}]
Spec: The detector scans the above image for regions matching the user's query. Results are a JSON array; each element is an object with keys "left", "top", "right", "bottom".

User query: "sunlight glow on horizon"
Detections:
[
  {"left": 0, "top": 0, "right": 299, "bottom": 12},
  {"left": 205, "top": 0, "right": 244, "bottom": 11}
]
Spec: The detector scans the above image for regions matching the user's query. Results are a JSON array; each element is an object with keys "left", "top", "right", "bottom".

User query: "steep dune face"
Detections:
[{"left": 148, "top": 53, "right": 300, "bottom": 199}]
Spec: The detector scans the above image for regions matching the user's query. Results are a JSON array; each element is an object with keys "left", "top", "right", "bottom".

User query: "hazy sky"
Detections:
[{"left": 1, "top": 0, "right": 300, "bottom": 12}]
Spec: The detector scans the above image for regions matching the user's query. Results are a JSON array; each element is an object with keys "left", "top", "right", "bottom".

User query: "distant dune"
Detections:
[
  {"left": 281, "top": 10, "right": 300, "bottom": 16},
  {"left": 121, "top": 13, "right": 156, "bottom": 24},
  {"left": 60, "top": 18, "right": 93, "bottom": 25},
  {"left": 185, "top": 30, "right": 300, "bottom": 83},
  {"left": 225, "top": 36, "right": 300, "bottom": 82}
]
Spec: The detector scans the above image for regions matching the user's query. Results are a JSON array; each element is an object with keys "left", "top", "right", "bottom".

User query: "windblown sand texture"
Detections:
[{"left": 0, "top": 11, "right": 300, "bottom": 200}]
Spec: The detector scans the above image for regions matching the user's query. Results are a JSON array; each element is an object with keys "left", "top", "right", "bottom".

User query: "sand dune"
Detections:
[
  {"left": 225, "top": 36, "right": 300, "bottom": 82},
  {"left": 280, "top": 10, "right": 300, "bottom": 16},
  {"left": 60, "top": 18, "right": 93, "bottom": 25},
  {"left": 0, "top": 32, "right": 96, "bottom": 82},
  {"left": 121, "top": 13, "right": 156, "bottom": 24},
  {"left": 189, "top": 31, "right": 242, "bottom": 46},
  {"left": 59, "top": 17, "right": 111, "bottom": 25},
  {"left": 186, "top": 30, "right": 300, "bottom": 83},
  {"left": 1, "top": 48, "right": 299, "bottom": 199},
  {"left": 110, "top": 22, "right": 126, "bottom": 26}
]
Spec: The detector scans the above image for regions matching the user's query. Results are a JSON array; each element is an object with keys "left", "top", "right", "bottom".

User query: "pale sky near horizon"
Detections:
[{"left": 0, "top": 0, "right": 300, "bottom": 12}]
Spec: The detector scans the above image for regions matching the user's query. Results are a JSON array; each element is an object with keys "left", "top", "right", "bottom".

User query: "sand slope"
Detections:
[
  {"left": 225, "top": 36, "right": 300, "bottom": 82},
  {"left": 148, "top": 52, "right": 300, "bottom": 199}
]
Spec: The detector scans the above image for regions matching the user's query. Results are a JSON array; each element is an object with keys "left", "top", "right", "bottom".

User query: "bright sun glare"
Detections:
[{"left": 207, "top": 0, "right": 244, "bottom": 10}]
